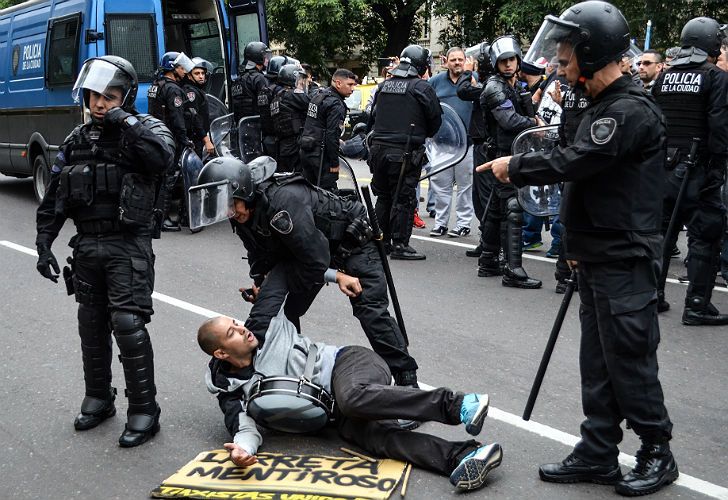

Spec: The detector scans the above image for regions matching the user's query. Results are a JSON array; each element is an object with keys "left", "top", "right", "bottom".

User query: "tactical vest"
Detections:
[
  {"left": 147, "top": 77, "right": 169, "bottom": 123},
  {"left": 560, "top": 87, "right": 590, "bottom": 146},
  {"left": 563, "top": 87, "right": 665, "bottom": 234},
  {"left": 299, "top": 89, "right": 333, "bottom": 152},
  {"left": 652, "top": 63, "right": 711, "bottom": 152},
  {"left": 485, "top": 75, "right": 529, "bottom": 152},
  {"left": 57, "top": 126, "right": 156, "bottom": 233},
  {"left": 259, "top": 174, "right": 366, "bottom": 244},
  {"left": 257, "top": 83, "right": 280, "bottom": 136},
  {"left": 232, "top": 70, "right": 260, "bottom": 119},
  {"left": 371, "top": 77, "right": 428, "bottom": 145},
  {"left": 272, "top": 90, "right": 305, "bottom": 138}
]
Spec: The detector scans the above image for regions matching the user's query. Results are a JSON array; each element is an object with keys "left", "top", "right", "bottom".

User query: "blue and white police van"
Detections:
[{"left": 0, "top": 0, "right": 267, "bottom": 201}]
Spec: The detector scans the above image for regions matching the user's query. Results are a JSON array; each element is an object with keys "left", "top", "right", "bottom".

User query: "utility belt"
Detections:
[
  {"left": 333, "top": 217, "right": 373, "bottom": 261},
  {"left": 75, "top": 219, "right": 122, "bottom": 234}
]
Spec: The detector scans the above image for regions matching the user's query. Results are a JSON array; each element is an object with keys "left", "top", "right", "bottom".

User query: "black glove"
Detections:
[
  {"left": 36, "top": 244, "right": 60, "bottom": 283},
  {"left": 104, "top": 107, "right": 133, "bottom": 129}
]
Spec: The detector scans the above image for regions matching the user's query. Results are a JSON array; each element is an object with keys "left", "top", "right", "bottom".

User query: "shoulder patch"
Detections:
[
  {"left": 270, "top": 210, "right": 293, "bottom": 234},
  {"left": 590, "top": 117, "right": 617, "bottom": 145},
  {"left": 187, "top": 91, "right": 195, "bottom": 102},
  {"left": 174, "top": 96, "right": 183, "bottom": 107}
]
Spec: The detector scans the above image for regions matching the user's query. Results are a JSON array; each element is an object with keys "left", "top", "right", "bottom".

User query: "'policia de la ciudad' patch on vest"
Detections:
[
  {"left": 591, "top": 117, "right": 617, "bottom": 145},
  {"left": 381, "top": 80, "right": 408, "bottom": 94},
  {"left": 660, "top": 72, "right": 703, "bottom": 93},
  {"left": 270, "top": 210, "right": 293, "bottom": 234}
]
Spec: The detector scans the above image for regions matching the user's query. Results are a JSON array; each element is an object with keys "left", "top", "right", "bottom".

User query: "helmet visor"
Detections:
[
  {"left": 524, "top": 15, "right": 581, "bottom": 65},
  {"left": 187, "top": 180, "right": 235, "bottom": 229},
  {"left": 491, "top": 36, "right": 521, "bottom": 61},
  {"left": 174, "top": 52, "right": 196, "bottom": 73},
  {"left": 72, "top": 58, "right": 132, "bottom": 104}
]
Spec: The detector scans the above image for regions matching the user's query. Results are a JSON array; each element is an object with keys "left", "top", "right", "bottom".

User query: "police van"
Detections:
[{"left": 0, "top": 0, "right": 267, "bottom": 201}]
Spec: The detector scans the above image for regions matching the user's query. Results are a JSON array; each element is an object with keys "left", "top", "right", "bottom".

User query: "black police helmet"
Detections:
[
  {"left": 160, "top": 52, "right": 181, "bottom": 72},
  {"left": 391, "top": 44, "right": 431, "bottom": 77},
  {"left": 244, "top": 41, "right": 270, "bottom": 68},
  {"left": 197, "top": 157, "right": 256, "bottom": 204},
  {"left": 278, "top": 63, "right": 303, "bottom": 88},
  {"left": 680, "top": 17, "right": 726, "bottom": 58},
  {"left": 547, "top": 1, "right": 630, "bottom": 79},
  {"left": 98, "top": 55, "right": 138, "bottom": 110},
  {"left": 266, "top": 56, "right": 287, "bottom": 78}
]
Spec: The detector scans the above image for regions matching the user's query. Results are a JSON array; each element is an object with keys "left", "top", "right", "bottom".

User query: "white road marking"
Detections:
[
  {"left": 3, "top": 238, "right": 726, "bottom": 499},
  {"left": 410, "top": 235, "right": 728, "bottom": 293}
]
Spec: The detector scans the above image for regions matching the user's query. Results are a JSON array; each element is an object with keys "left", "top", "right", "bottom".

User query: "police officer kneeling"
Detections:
[
  {"left": 480, "top": 2, "right": 676, "bottom": 496},
  {"left": 35, "top": 56, "right": 175, "bottom": 447}
]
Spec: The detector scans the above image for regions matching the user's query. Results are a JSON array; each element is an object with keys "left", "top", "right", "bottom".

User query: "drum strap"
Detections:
[{"left": 303, "top": 345, "right": 318, "bottom": 383}]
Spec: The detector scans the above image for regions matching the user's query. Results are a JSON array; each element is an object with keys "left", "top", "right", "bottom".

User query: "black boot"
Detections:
[
  {"left": 390, "top": 242, "right": 426, "bottom": 260},
  {"left": 539, "top": 453, "right": 622, "bottom": 484},
  {"left": 502, "top": 197, "right": 542, "bottom": 289},
  {"left": 502, "top": 265, "right": 543, "bottom": 289},
  {"left": 682, "top": 296, "right": 728, "bottom": 325},
  {"left": 161, "top": 216, "right": 181, "bottom": 232},
  {"left": 478, "top": 251, "right": 502, "bottom": 277},
  {"left": 466, "top": 244, "right": 483, "bottom": 257},
  {"left": 119, "top": 403, "right": 161, "bottom": 448},
  {"left": 74, "top": 387, "right": 117, "bottom": 431},
  {"left": 657, "top": 290, "right": 670, "bottom": 313},
  {"left": 614, "top": 443, "right": 678, "bottom": 496},
  {"left": 393, "top": 370, "right": 420, "bottom": 430}
]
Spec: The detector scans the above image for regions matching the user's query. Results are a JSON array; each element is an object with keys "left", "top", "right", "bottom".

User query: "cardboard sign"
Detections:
[{"left": 151, "top": 450, "right": 408, "bottom": 500}]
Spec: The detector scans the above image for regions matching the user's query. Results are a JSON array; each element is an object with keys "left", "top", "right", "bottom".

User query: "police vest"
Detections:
[
  {"left": 147, "top": 77, "right": 169, "bottom": 123},
  {"left": 257, "top": 84, "right": 280, "bottom": 136},
  {"left": 232, "top": 70, "right": 261, "bottom": 118},
  {"left": 57, "top": 126, "right": 156, "bottom": 232},
  {"left": 563, "top": 87, "right": 665, "bottom": 234},
  {"left": 299, "top": 89, "right": 333, "bottom": 152},
  {"left": 652, "top": 63, "right": 711, "bottom": 152},
  {"left": 560, "top": 87, "right": 590, "bottom": 146},
  {"left": 259, "top": 174, "right": 366, "bottom": 243},
  {"left": 485, "top": 75, "right": 529, "bottom": 152},
  {"left": 371, "top": 77, "right": 428, "bottom": 145},
  {"left": 272, "top": 90, "right": 305, "bottom": 139}
]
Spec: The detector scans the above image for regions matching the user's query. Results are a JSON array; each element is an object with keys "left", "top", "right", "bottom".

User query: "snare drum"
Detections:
[{"left": 246, "top": 376, "right": 335, "bottom": 434}]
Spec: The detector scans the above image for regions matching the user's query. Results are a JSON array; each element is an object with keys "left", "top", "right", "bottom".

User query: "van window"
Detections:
[
  {"left": 188, "top": 20, "right": 223, "bottom": 69},
  {"left": 46, "top": 13, "right": 82, "bottom": 87},
  {"left": 106, "top": 15, "right": 157, "bottom": 82}
]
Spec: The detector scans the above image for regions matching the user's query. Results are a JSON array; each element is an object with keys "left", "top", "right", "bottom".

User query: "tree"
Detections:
[{"left": 0, "top": 0, "right": 26, "bottom": 8}]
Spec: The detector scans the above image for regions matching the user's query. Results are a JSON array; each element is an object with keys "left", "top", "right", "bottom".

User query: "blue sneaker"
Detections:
[
  {"left": 449, "top": 442, "right": 503, "bottom": 490},
  {"left": 460, "top": 393, "right": 489, "bottom": 436},
  {"left": 523, "top": 241, "right": 543, "bottom": 251}
]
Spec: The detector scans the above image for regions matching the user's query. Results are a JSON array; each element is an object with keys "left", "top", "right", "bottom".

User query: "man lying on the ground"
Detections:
[{"left": 197, "top": 312, "right": 503, "bottom": 491}]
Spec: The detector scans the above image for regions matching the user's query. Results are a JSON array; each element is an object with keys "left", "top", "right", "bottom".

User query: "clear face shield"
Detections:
[
  {"left": 294, "top": 69, "right": 308, "bottom": 93},
  {"left": 72, "top": 58, "right": 132, "bottom": 107},
  {"left": 187, "top": 179, "right": 236, "bottom": 230},
  {"left": 173, "top": 52, "right": 196, "bottom": 73},
  {"left": 524, "top": 16, "right": 582, "bottom": 81}
]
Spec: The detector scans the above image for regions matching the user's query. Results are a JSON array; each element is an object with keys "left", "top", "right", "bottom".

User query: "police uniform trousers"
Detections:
[
  {"left": 574, "top": 257, "right": 672, "bottom": 465},
  {"left": 301, "top": 151, "right": 338, "bottom": 193},
  {"left": 472, "top": 143, "right": 495, "bottom": 230},
  {"left": 661, "top": 162, "right": 726, "bottom": 302},
  {"left": 71, "top": 230, "right": 157, "bottom": 414},
  {"left": 369, "top": 142, "right": 424, "bottom": 246},
  {"left": 480, "top": 181, "right": 517, "bottom": 253},
  {"left": 332, "top": 345, "right": 479, "bottom": 475}
]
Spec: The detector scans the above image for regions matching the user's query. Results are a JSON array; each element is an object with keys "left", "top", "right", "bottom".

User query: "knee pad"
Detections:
[
  {"left": 506, "top": 197, "right": 523, "bottom": 225},
  {"left": 111, "top": 312, "right": 150, "bottom": 353}
]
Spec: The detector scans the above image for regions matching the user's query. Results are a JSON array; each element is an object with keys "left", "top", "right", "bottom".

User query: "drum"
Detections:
[{"left": 246, "top": 376, "right": 335, "bottom": 434}]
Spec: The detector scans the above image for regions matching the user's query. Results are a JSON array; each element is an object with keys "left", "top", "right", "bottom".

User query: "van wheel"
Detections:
[{"left": 33, "top": 155, "right": 50, "bottom": 203}]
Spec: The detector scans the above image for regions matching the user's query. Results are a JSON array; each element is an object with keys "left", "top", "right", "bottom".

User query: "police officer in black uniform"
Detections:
[
  {"left": 368, "top": 45, "right": 442, "bottom": 260},
  {"left": 35, "top": 56, "right": 175, "bottom": 447},
  {"left": 481, "top": 2, "right": 677, "bottom": 495},
  {"left": 148, "top": 51, "right": 194, "bottom": 231},
  {"left": 271, "top": 63, "right": 310, "bottom": 172},
  {"left": 299, "top": 68, "right": 357, "bottom": 192},
  {"left": 477, "top": 36, "right": 542, "bottom": 288},
  {"left": 231, "top": 41, "right": 271, "bottom": 125},
  {"left": 257, "top": 56, "right": 293, "bottom": 160},
  {"left": 192, "top": 157, "right": 420, "bottom": 389},
  {"left": 652, "top": 17, "right": 728, "bottom": 326},
  {"left": 182, "top": 57, "right": 215, "bottom": 159}
]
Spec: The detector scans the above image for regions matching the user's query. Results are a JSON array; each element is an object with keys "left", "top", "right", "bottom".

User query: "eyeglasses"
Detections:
[{"left": 638, "top": 61, "right": 655, "bottom": 66}]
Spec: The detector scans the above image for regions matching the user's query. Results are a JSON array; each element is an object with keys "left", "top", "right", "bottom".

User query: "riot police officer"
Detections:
[
  {"left": 271, "top": 63, "right": 310, "bottom": 172},
  {"left": 258, "top": 56, "right": 294, "bottom": 159},
  {"left": 477, "top": 36, "right": 542, "bottom": 288},
  {"left": 182, "top": 57, "right": 215, "bottom": 159},
  {"left": 148, "top": 51, "right": 194, "bottom": 231},
  {"left": 191, "top": 157, "right": 420, "bottom": 389},
  {"left": 299, "top": 68, "right": 357, "bottom": 192},
  {"left": 368, "top": 45, "right": 442, "bottom": 260},
  {"left": 35, "top": 56, "right": 175, "bottom": 447},
  {"left": 652, "top": 17, "right": 728, "bottom": 325},
  {"left": 231, "top": 41, "right": 271, "bottom": 124},
  {"left": 481, "top": 2, "right": 676, "bottom": 495}
]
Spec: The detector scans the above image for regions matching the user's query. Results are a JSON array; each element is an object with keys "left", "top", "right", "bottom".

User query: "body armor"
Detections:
[{"left": 371, "top": 77, "right": 429, "bottom": 145}]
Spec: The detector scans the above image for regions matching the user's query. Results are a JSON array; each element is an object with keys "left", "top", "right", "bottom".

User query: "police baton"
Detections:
[
  {"left": 659, "top": 137, "right": 701, "bottom": 291},
  {"left": 316, "top": 132, "right": 327, "bottom": 187},
  {"left": 361, "top": 185, "right": 410, "bottom": 346},
  {"left": 393, "top": 124, "right": 415, "bottom": 203},
  {"left": 523, "top": 269, "right": 577, "bottom": 421}
]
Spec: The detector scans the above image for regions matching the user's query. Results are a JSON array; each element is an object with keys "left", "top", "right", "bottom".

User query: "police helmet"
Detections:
[
  {"left": 351, "top": 122, "right": 367, "bottom": 136},
  {"left": 244, "top": 41, "right": 272, "bottom": 70},
  {"left": 680, "top": 17, "right": 726, "bottom": 58},
  {"left": 197, "top": 157, "right": 256, "bottom": 203},
  {"left": 278, "top": 63, "right": 304, "bottom": 88},
  {"left": 191, "top": 57, "right": 214, "bottom": 75},
  {"left": 391, "top": 45, "right": 432, "bottom": 77},
  {"left": 267, "top": 55, "right": 299, "bottom": 78},
  {"left": 489, "top": 36, "right": 522, "bottom": 74},
  {"left": 160, "top": 52, "right": 181, "bottom": 72},
  {"left": 537, "top": 1, "right": 630, "bottom": 79},
  {"left": 72, "top": 55, "right": 139, "bottom": 111}
]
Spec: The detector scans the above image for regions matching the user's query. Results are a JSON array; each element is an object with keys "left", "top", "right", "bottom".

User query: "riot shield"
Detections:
[
  {"left": 337, "top": 155, "right": 362, "bottom": 202},
  {"left": 238, "top": 115, "right": 264, "bottom": 163},
  {"left": 209, "top": 113, "right": 235, "bottom": 157},
  {"left": 512, "top": 125, "right": 562, "bottom": 217},
  {"left": 420, "top": 103, "right": 468, "bottom": 181},
  {"left": 180, "top": 147, "right": 204, "bottom": 195},
  {"left": 207, "top": 94, "right": 228, "bottom": 122}
]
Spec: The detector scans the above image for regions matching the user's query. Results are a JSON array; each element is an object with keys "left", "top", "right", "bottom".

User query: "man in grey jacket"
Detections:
[{"left": 197, "top": 312, "right": 502, "bottom": 491}]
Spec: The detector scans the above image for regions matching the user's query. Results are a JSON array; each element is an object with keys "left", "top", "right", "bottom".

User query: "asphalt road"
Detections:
[{"left": 1, "top": 167, "right": 727, "bottom": 500}]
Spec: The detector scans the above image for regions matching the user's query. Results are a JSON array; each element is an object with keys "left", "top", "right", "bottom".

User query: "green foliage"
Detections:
[{"left": 0, "top": 0, "right": 27, "bottom": 9}]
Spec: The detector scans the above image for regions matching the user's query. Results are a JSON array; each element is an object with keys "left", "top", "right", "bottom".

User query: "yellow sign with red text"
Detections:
[{"left": 151, "top": 450, "right": 407, "bottom": 500}]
